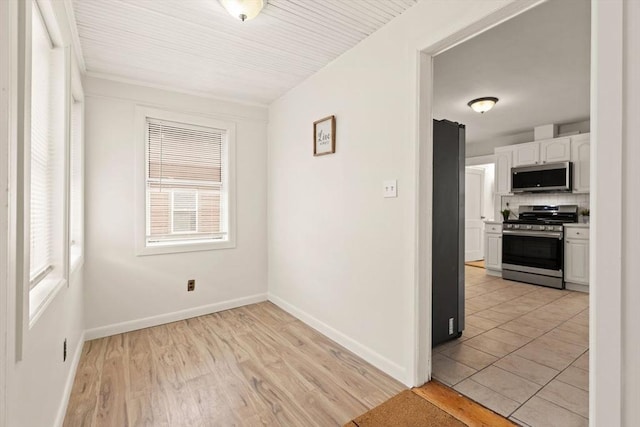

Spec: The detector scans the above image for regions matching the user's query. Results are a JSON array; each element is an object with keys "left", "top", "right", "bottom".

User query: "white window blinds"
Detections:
[
  {"left": 30, "top": 4, "right": 55, "bottom": 286},
  {"left": 146, "top": 118, "right": 227, "bottom": 246}
]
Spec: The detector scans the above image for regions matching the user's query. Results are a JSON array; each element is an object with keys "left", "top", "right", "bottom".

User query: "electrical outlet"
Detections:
[
  {"left": 63, "top": 338, "right": 67, "bottom": 362},
  {"left": 187, "top": 279, "right": 195, "bottom": 292}
]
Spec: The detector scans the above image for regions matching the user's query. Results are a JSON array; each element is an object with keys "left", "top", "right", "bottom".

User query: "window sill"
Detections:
[
  {"left": 136, "top": 239, "right": 236, "bottom": 256},
  {"left": 29, "top": 277, "right": 66, "bottom": 328}
]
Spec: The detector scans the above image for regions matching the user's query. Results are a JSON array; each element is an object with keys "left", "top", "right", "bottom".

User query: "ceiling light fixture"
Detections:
[
  {"left": 219, "top": 0, "right": 265, "bottom": 22},
  {"left": 467, "top": 97, "right": 499, "bottom": 114}
]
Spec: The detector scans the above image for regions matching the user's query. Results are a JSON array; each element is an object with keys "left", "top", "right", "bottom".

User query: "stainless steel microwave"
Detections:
[{"left": 511, "top": 162, "right": 572, "bottom": 193}]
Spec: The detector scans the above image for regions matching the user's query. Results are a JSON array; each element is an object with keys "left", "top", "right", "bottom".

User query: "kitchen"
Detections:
[{"left": 429, "top": 0, "right": 591, "bottom": 425}]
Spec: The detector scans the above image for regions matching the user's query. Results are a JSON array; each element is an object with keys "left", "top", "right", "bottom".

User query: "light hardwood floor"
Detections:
[{"left": 63, "top": 302, "right": 405, "bottom": 426}]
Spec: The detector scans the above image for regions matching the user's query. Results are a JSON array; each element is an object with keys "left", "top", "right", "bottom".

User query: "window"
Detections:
[
  {"left": 30, "top": 2, "right": 64, "bottom": 289},
  {"left": 28, "top": 0, "right": 66, "bottom": 321},
  {"left": 69, "top": 98, "right": 83, "bottom": 269},
  {"left": 138, "top": 109, "right": 235, "bottom": 255}
]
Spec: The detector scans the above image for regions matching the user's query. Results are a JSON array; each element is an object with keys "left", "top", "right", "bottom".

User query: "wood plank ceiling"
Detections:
[{"left": 72, "top": 0, "right": 418, "bottom": 104}]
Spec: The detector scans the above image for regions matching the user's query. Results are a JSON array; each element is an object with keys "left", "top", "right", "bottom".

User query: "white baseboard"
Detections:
[
  {"left": 268, "top": 293, "right": 408, "bottom": 385},
  {"left": 54, "top": 331, "right": 85, "bottom": 427},
  {"left": 566, "top": 282, "right": 589, "bottom": 293},
  {"left": 486, "top": 269, "right": 502, "bottom": 277},
  {"left": 85, "top": 293, "right": 268, "bottom": 340}
]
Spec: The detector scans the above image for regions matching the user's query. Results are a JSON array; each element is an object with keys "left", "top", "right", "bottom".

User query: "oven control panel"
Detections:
[{"left": 503, "top": 224, "right": 563, "bottom": 232}]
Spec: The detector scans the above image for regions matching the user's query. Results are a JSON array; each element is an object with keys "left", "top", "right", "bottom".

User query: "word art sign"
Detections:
[{"left": 313, "top": 115, "right": 336, "bottom": 156}]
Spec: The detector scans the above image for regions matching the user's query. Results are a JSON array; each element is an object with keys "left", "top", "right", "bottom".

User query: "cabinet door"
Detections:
[
  {"left": 540, "top": 137, "right": 571, "bottom": 163},
  {"left": 571, "top": 134, "right": 590, "bottom": 193},
  {"left": 485, "top": 233, "right": 502, "bottom": 270},
  {"left": 494, "top": 149, "right": 513, "bottom": 195},
  {"left": 565, "top": 239, "right": 589, "bottom": 285},
  {"left": 513, "top": 142, "right": 540, "bottom": 166}
]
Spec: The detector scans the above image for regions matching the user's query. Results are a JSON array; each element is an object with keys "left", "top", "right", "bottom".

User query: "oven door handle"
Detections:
[{"left": 502, "top": 230, "right": 563, "bottom": 239}]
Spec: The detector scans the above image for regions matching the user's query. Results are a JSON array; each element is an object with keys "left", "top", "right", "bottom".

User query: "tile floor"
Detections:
[{"left": 433, "top": 266, "right": 589, "bottom": 427}]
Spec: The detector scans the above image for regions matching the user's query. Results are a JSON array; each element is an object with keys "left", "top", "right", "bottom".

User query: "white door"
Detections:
[{"left": 465, "top": 168, "right": 485, "bottom": 262}]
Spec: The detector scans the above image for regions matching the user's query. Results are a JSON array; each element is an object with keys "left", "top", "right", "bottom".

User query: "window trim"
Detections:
[
  {"left": 134, "top": 106, "right": 236, "bottom": 256},
  {"left": 69, "top": 56, "right": 84, "bottom": 276},
  {"left": 25, "top": 0, "right": 69, "bottom": 326}
]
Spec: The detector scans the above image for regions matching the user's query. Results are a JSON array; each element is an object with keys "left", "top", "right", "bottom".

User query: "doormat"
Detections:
[{"left": 344, "top": 390, "right": 465, "bottom": 427}]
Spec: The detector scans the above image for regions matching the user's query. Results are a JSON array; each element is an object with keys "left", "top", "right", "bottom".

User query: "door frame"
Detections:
[
  {"left": 413, "top": 0, "right": 545, "bottom": 387},
  {"left": 0, "top": 0, "right": 14, "bottom": 425},
  {"left": 414, "top": 0, "right": 623, "bottom": 424}
]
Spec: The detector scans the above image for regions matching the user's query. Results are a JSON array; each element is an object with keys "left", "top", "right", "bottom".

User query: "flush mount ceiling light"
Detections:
[
  {"left": 219, "top": 0, "right": 265, "bottom": 22},
  {"left": 467, "top": 97, "right": 499, "bottom": 114}
]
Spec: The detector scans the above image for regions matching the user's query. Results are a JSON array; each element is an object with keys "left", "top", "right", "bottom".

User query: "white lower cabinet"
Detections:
[
  {"left": 485, "top": 223, "right": 502, "bottom": 275},
  {"left": 565, "top": 226, "right": 589, "bottom": 291}
]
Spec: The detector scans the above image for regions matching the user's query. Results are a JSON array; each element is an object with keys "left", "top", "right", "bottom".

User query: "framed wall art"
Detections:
[{"left": 313, "top": 115, "right": 336, "bottom": 156}]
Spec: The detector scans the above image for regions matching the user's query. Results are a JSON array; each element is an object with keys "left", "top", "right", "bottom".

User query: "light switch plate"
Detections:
[{"left": 383, "top": 180, "right": 397, "bottom": 198}]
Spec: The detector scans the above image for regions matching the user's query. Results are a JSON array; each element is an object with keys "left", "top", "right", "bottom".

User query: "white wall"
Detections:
[
  {"left": 2, "top": 1, "right": 86, "bottom": 426},
  {"left": 267, "top": 0, "right": 513, "bottom": 384},
  {"left": 82, "top": 77, "right": 268, "bottom": 335},
  {"left": 7, "top": 271, "right": 85, "bottom": 427}
]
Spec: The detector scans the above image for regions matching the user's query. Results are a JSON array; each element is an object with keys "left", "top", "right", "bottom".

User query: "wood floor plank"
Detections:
[
  {"left": 126, "top": 329, "right": 155, "bottom": 397},
  {"left": 237, "top": 358, "right": 318, "bottom": 426},
  {"left": 187, "top": 375, "right": 241, "bottom": 425},
  {"left": 104, "top": 334, "right": 125, "bottom": 360},
  {"left": 95, "top": 357, "right": 129, "bottom": 427},
  {"left": 127, "top": 391, "right": 170, "bottom": 427},
  {"left": 65, "top": 303, "right": 406, "bottom": 426},
  {"left": 63, "top": 340, "right": 107, "bottom": 427}
]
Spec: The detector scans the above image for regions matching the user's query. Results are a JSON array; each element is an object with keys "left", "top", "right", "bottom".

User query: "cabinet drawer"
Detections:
[
  {"left": 486, "top": 224, "right": 502, "bottom": 234},
  {"left": 565, "top": 227, "right": 588, "bottom": 240}
]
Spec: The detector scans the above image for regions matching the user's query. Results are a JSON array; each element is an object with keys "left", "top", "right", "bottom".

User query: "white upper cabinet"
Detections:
[
  {"left": 540, "top": 137, "right": 571, "bottom": 163},
  {"left": 494, "top": 133, "right": 590, "bottom": 194},
  {"left": 512, "top": 137, "right": 571, "bottom": 167},
  {"left": 513, "top": 142, "right": 540, "bottom": 167},
  {"left": 494, "top": 146, "right": 514, "bottom": 195},
  {"left": 571, "top": 133, "right": 590, "bottom": 193}
]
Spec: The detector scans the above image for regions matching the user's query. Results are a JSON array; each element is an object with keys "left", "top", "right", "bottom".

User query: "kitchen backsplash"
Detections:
[{"left": 500, "top": 193, "right": 590, "bottom": 217}]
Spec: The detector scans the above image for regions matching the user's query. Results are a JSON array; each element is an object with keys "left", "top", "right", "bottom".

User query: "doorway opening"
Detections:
[
  {"left": 426, "top": 1, "right": 591, "bottom": 424},
  {"left": 465, "top": 163, "right": 495, "bottom": 268}
]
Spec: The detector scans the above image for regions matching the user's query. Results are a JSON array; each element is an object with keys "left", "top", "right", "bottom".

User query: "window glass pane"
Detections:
[
  {"left": 145, "top": 118, "right": 227, "bottom": 246},
  {"left": 30, "top": 5, "right": 54, "bottom": 281},
  {"left": 173, "top": 211, "right": 197, "bottom": 233}
]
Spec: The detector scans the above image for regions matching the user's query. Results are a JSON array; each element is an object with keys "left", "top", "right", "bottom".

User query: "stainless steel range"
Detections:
[{"left": 502, "top": 205, "right": 578, "bottom": 289}]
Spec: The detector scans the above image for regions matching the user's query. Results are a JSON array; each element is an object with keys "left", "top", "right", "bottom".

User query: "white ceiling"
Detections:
[
  {"left": 72, "top": 0, "right": 418, "bottom": 104},
  {"left": 433, "top": 0, "right": 591, "bottom": 144}
]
